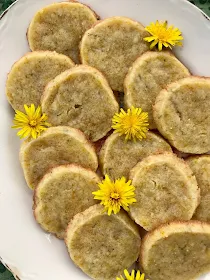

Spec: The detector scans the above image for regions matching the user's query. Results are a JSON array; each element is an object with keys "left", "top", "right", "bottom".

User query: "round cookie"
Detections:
[
  {"left": 124, "top": 51, "right": 190, "bottom": 129},
  {"left": 65, "top": 204, "right": 141, "bottom": 280},
  {"left": 80, "top": 16, "right": 149, "bottom": 92},
  {"left": 34, "top": 165, "right": 100, "bottom": 239},
  {"left": 153, "top": 77, "right": 210, "bottom": 154},
  {"left": 41, "top": 65, "right": 119, "bottom": 142},
  {"left": 99, "top": 131, "right": 172, "bottom": 180},
  {"left": 6, "top": 51, "right": 74, "bottom": 111},
  {"left": 140, "top": 221, "right": 210, "bottom": 280},
  {"left": 129, "top": 153, "right": 200, "bottom": 230},
  {"left": 20, "top": 126, "right": 98, "bottom": 190},
  {"left": 27, "top": 2, "right": 98, "bottom": 63},
  {"left": 186, "top": 155, "right": 210, "bottom": 222}
]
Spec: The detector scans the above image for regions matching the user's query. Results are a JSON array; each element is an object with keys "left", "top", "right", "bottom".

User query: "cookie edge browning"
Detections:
[
  {"left": 27, "top": 1, "right": 100, "bottom": 52},
  {"left": 6, "top": 51, "right": 74, "bottom": 110},
  {"left": 140, "top": 220, "right": 210, "bottom": 278},
  {"left": 19, "top": 126, "right": 98, "bottom": 190},
  {"left": 153, "top": 76, "right": 210, "bottom": 154},
  {"left": 124, "top": 51, "right": 190, "bottom": 129},
  {"left": 99, "top": 131, "right": 173, "bottom": 177},
  {"left": 129, "top": 152, "right": 200, "bottom": 230},
  {"left": 33, "top": 164, "right": 100, "bottom": 239}
]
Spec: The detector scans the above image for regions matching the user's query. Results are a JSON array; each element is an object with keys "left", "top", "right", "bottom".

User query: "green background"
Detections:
[{"left": 0, "top": 0, "right": 210, "bottom": 279}]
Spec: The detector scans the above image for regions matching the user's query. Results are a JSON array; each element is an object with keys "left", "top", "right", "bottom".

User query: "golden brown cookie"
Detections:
[
  {"left": 6, "top": 51, "right": 74, "bottom": 110},
  {"left": 140, "top": 221, "right": 210, "bottom": 280},
  {"left": 80, "top": 16, "right": 149, "bottom": 91},
  {"left": 41, "top": 65, "right": 119, "bottom": 141},
  {"left": 20, "top": 126, "right": 98, "bottom": 189},
  {"left": 34, "top": 165, "right": 99, "bottom": 238},
  {"left": 27, "top": 2, "right": 98, "bottom": 63},
  {"left": 153, "top": 77, "right": 210, "bottom": 154},
  {"left": 124, "top": 51, "right": 190, "bottom": 128},
  {"left": 65, "top": 204, "right": 141, "bottom": 280}
]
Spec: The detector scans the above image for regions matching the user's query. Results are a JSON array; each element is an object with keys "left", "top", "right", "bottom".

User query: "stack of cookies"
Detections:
[{"left": 5, "top": 2, "right": 210, "bottom": 280}]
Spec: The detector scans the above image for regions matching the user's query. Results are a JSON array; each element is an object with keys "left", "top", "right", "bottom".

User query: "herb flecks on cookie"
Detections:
[
  {"left": 12, "top": 104, "right": 51, "bottom": 139},
  {"left": 144, "top": 20, "right": 183, "bottom": 51},
  {"left": 92, "top": 175, "right": 136, "bottom": 215}
]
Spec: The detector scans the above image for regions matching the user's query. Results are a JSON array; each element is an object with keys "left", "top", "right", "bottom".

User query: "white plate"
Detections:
[{"left": 0, "top": 0, "right": 210, "bottom": 279}]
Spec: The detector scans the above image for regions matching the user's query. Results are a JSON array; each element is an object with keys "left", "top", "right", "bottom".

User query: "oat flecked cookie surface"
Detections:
[
  {"left": 140, "top": 221, "right": 210, "bottom": 280},
  {"left": 80, "top": 16, "right": 150, "bottom": 92},
  {"left": 187, "top": 155, "right": 210, "bottom": 222},
  {"left": 41, "top": 65, "right": 119, "bottom": 142},
  {"left": 153, "top": 76, "right": 210, "bottom": 154},
  {"left": 20, "top": 126, "right": 98, "bottom": 189},
  {"left": 34, "top": 165, "right": 99, "bottom": 239},
  {"left": 27, "top": 2, "right": 98, "bottom": 63},
  {"left": 65, "top": 204, "right": 141, "bottom": 280},
  {"left": 6, "top": 51, "right": 74, "bottom": 111},
  {"left": 129, "top": 153, "right": 200, "bottom": 230},
  {"left": 124, "top": 51, "right": 190, "bottom": 129},
  {"left": 99, "top": 131, "right": 172, "bottom": 180}
]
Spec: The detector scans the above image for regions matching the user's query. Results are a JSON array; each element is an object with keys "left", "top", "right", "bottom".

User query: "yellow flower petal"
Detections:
[
  {"left": 124, "top": 270, "right": 131, "bottom": 279},
  {"left": 14, "top": 110, "right": 29, "bottom": 123},
  {"left": 136, "top": 271, "right": 141, "bottom": 280},
  {"left": 17, "top": 126, "right": 31, "bottom": 139},
  {"left": 158, "top": 41, "right": 163, "bottom": 51},
  {"left": 34, "top": 106, "right": 42, "bottom": 119},
  {"left": 12, "top": 104, "right": 51, "bottom": 140},
  {"left": 144, "top": 20, "right": 183, "bottom": 51},
  {"left": 131, "top": 270, "right": 135, "bottom": 278}
]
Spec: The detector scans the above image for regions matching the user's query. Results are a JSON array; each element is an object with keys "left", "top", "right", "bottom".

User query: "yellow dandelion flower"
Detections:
[
  {"left": 116, "top": 269, "right": 149, "bottom": 280},
  {"left": 144, "top": 20, "right": 183, "bottom": 51},
  {"left": 12, "top": 104, "right": 51, "bottom": 139},
  {"left": 112, "top": 107, "right": 149, "bottom": 141},
  {"left": 92, "top": 175, "right": 136, "bottom": 216}
]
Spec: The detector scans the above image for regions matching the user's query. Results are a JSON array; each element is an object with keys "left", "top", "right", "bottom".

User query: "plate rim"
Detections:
[
  {"left": 1, "top": 0, "right": 210, "bottom": 21},
  {"left": 0, "top": 256, "right": 20, "bottom": 280},
  {"left": 0, "top": 0, "right": 210, "bottom": 279}
]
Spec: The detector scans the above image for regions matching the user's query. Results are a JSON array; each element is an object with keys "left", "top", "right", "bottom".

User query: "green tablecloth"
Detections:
[{"left": 0, "top": 0, "right": 210, "bottom": 279}]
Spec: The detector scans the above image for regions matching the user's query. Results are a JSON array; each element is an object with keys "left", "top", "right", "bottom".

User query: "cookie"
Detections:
[
  {"left": 140, "top": 221, "right": 210, "bottom": 280},
  {"left": 80, "top": 16, "right": 149, "bottom": 92},
  {"left": 124, "top": 51, "right": 190, "bottom": 129},
  {"left": 34, "top": 165, "right": 99, "bottom": 238},
  {"left": 27, "top": 2, "right": 98, "bottom": 63},
  {"left": 6, "top": 51, "right": 74, "bottom": 110},
  {"left": 99, "top": 131, "right": 172, "bottom": 180},
  {"left": 129, "top": 153, "right": 200, "bottom": 230},
  {"left": 187, "top": 155, "right": 210, "bottom": 222},
  {"left": 153, "top": 77, "right": 210, "bottom": 153},
  {"left": 20, "top": 126, "right": 98, "bottom": 189},
  {"left": 65, "top": 204, "right": 141, "bottom": 280},
  {"left": 41, "top": 65, "right": 119, "bottom": 141}
]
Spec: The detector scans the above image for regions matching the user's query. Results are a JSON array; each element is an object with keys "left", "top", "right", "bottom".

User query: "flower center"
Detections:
[
  {"left": 123, "top": 115, "right": 138, "bottom": 128},
  {"left": 110, "top": 192, "right": 120, "bottom": 200},
  {"left": 29, "top": 119, "right": 37, "bottom": 127},
  {"left": 157, "top": 29, "right": 170, "bottom": 42}
]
